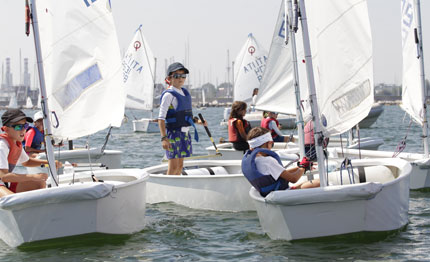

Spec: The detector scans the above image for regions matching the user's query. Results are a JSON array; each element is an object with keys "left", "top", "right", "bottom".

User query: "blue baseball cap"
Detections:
[{"left": 167, "top": 62, "right": 189, "bottom": 76}]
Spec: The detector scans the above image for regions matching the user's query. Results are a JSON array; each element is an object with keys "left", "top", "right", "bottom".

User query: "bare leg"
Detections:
[
  {"left": 0, "top": 186, "right": 14, "bottom": 197},
  {"left": 295, "top": 179, "right": 320, "bottom": 189},
  {"left": 15, "top": 180, "right": 46, "bottom": 193},
  {"left": 167, "top": 158, "right": 183, "bottom": 175}
]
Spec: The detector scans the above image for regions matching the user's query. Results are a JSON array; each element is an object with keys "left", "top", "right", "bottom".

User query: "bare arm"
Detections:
[
  {"left": 279, "top": 167, "right": 304, "bottom": 183},
  {"left": 235, "top": 120, "right": 248, "bottom": 141},
  {"left": 158, "top": 119, "right": 170, "bottom": 150},
  {"left": 22, "top": 158, "right": 62, "bottom": 169},
  {"left": 24, "top": 146, "right": 44, "bottom": 154},
  {"left": 0, "top": 168, "right": 48, "bottom": 183}
]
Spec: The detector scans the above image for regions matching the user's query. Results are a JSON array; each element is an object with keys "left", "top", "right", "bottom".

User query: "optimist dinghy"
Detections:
[
  {"left": 143, "top": 160, "right": 255, "bottom": 212},
  {"left": 0, "top": 169, "right": 149, "bottom": 247},
  {"left": 0, "top": 0, "right": 151, "bottom": 248}
]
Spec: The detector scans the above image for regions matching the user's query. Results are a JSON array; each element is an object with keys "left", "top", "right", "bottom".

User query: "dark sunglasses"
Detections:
[
  {"left": 9, "top": 123, "right": 29, "bottom": 131},
  {"left": 172, "top": 73, "right": 187, "bottom": 79}
]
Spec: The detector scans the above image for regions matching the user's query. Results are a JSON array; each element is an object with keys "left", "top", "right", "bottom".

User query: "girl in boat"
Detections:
[
  {"left": 228, "top": 101, "right": 251, "bottom": 151},
  {"left": 261, "top": 111, "right": 295, "bottom": 143}
]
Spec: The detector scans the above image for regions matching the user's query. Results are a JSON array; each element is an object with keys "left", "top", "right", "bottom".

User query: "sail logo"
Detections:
[
  {"left": 83, "top": 0, "right": 97, "bottom": 7},
  {"left": 123, "top": 53, "right": 144, "bottom": 83},
  {"left": 243, "top": 56, "right": 268, "bottom": 82},
  {"left": 401, "top": 0, "right": 414, "bottom": 46},
  {"left": 278, "top": 13, "right": 286, "bottom": 39}
]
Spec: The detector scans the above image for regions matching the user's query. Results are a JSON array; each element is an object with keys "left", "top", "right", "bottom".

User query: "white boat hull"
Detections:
[
  {"left": 143, "top": 160, "right": 254, "bottom": 211},
  {"left": 328, "top": 147, "right": 430, "bottom": 190},
  {"left": 250, "top": 158, "right": 411, "bottom": 241},
  {"left": 132, "top": 118, "right": 159, "bottom": 133},
  {"left": 0, "top": 169, "right": 148, "bottom": 247}
]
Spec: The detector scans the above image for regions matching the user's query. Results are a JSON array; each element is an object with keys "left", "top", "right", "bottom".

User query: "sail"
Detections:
[
  {"left": 401, "top": 0, "right": 424, "bottom": 125},
  {"left": 255, "top": 1, "right": 309, "bottom": 116},
  {"left": 25, "top": 97, "right": 34, "bottom": 108},
  {"left": 307, "top": 0, "right": 374, "bottom": 136},
  {"left": 123, "top": 25, "right": 156, "bottom": 110},
  {"left": 8, "top": 96, "right": 18, "bottom": 108},
  {"left": 233, "top": 33, "right": 268, "bottom": 103},
  {"left": 35, "top": 0, "right": 125, "bottom": 140}
]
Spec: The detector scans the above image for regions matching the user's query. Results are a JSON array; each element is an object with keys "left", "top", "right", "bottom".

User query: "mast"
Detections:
[
  {"left": 415, "top": 0, "right": 429, "bottom": 157},
  {"left": 298, "top": 0, "right": 327, "bottom": 187},
  {"left": 29, "top": 0, "right": 59, "bottom": 186},
  {"left": 286, "top": 0, "right": 305, "bottom": 158}
]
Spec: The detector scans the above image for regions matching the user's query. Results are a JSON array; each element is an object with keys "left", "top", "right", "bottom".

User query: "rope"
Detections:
[
  {"left": 393, "top": 117, "right": 413, "bottom": 157},
  {"left": 100, "top": 126, "right": 113, "bottom": 154},
  {"left": 340, "top": 158, "right": 354, "bottom": 185}
]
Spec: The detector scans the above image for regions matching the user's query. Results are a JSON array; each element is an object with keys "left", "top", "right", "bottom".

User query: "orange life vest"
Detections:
[
  {"left": 0, "top": 133, "right": 23, "bottom": 172},
  {"left": 261, "top": 117, "right": 280, "bottom": 139},
  {"left": 228, "top": 118, "right": 250, "bottom": 142}
]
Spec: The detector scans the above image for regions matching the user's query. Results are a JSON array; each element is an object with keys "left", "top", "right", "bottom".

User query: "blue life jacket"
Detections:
[
  {"left": 242, "top": 148, "right": 289, "bottom": 197},
  {"left": 160, "top": 88, "right": 199, "bottom": 141},
  {"left": 22, "top": 126, "right": 44, "bottom": 150}
]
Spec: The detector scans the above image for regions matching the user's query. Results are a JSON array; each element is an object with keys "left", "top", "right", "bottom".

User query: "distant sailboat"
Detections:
[
  {"left": 8, "top": 95, "right": 18, "bottom": 108},
  {"left": 123, "top": 25, "right": 158, "bottom": 133},
  {"left": 24, "top": 96, "right": 34, "bottom": 109}
]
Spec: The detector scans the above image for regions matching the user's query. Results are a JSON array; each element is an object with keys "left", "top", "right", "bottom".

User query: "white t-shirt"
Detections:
[
  {"left": 268, "top": 120, "right": 284, "bottom": 137},
  {"left": 255, "top": 155, "right": 285, "bottom": 180},
  {"left": 158, "top": 86, "right": 185, "bottom": 120},
  {"left": 0, "top": 138, "right": 29, "bottom": 186}
]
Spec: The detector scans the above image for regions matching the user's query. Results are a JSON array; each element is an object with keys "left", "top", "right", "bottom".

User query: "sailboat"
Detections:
[
  {"left": 250, "top": 0, "right": 411, "bottom": 241},
  {"left": 24, "top": 96, "right": 34, "bottom": 109},
  {"left": 123, "top": 26, "right": 159, "bottom": 133},
  {"left": 206, "top": 0, "right": 383, "bottom": 160},
  {"left": 7, "top": 95, "right": 18, "bottom": 108},
  {"left": 0, "top": 0, "right": 149, "bottom": 247},
  {"left": 220, "top": 33, "right": 296, "bottom": 129},
  {"left": 328, "top": 0, "right": 430, "bottom": 190}
]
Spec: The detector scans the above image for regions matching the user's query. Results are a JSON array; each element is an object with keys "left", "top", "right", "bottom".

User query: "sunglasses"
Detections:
[
  {"left": 172, "top": 73, "right": 187, "bottom": 79},
  {"left": 9, "top": 123, "right": 29, "bottom": 131}
]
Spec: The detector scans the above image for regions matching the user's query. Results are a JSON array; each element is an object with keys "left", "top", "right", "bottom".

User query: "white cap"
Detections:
[{"left": 33, "top": 111, "right": 44, "bottom": 121}]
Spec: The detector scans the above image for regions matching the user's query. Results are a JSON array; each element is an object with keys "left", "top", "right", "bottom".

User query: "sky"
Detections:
[{"left": 0, "top": 0, "right": 429, "bottom": 87}]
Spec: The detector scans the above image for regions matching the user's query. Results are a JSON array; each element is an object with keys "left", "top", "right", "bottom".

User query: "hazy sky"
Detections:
[{"left": 0, "top": 0, "right": 429, "bottom": 86}]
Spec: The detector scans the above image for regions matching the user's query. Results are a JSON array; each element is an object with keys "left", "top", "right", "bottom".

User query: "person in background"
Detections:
[
  {"left": 158, "top": 62, "right": 206, "bottom": 175},
  {"left": 250, "top": 88, "right": 259, "bottom": 112},
  {"left": 304, "top": 120, "right": 329, "bottom": 161},
  {"left": 261, "top": 111, "right": 295, "bottom": 143},
  {"left": 228, "top": 101, "right": 251, "bottom": 151},
  {"left": 0, "top": 109, "right": 61, "bottom": 197},
  {"left": 23, "top": 111, "right": 44, "bottom": 157},
  {"left": 242, "top": 127, "right": 319, "bottom": 197}
]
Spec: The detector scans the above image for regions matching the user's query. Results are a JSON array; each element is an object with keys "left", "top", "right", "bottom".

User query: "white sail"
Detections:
[
  {"left": 24, "top": 97, "right": 34, "bottom": 109},
  {"left": 255, "top": 1, "right": 309, "bottom": 116},
  {"left": 233, "top": 33, "right": 268, "bottom": 103},
  {"left": 123, "top": 25, "right": 156, "bottom": 110},
  {"left": 35, "top": 0, "right": 125, "bottom": 140},
  {"left": 307, "top": 0, "right": 374, "bottom": 136},
  {"left": 202, "top": 88, "right": 206, "bottom": 105},
  {"left": 401, "top": 0, "right": 424, "bottom": 125},
  {"left": 8, "top": 96, "right": 18, "bottom": 108}
]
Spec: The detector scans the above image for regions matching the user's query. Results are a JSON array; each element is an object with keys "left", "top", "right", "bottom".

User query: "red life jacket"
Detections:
[
  {"left": 228, "top": 118, "right": 250, "bottom": 142},
  {"left": 261, "top": 117, "right": 280, "bottom": 139},
  {"left": 0, "top": 133, "right": 23, "bottom": 172}
]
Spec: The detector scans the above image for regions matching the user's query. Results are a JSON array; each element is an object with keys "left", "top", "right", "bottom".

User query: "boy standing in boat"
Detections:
[
  {"left": 0, "top": 109, "right": 61, "bottom": 197},
  {"left": 242, "top": 127, "right": 319, "bottom": 197},
  {"left": 158, "top": 62, "right": 206, "bottom": 175}
]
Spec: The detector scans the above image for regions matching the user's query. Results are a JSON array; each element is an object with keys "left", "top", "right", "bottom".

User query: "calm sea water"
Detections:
[{"left": 0, "top": 105, "right": 429, "bottom": 261}]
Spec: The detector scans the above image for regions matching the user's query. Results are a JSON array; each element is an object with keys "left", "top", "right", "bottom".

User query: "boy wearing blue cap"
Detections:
[{"left": 158, "top": 62, "right": 206, "bottom": 175}]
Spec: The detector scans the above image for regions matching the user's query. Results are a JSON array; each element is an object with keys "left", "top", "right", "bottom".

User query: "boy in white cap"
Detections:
[
  {"left": 242, "top": 127, "right": 319, "bottom": 197},
  {"left": 158, "top": 62, "right": 206, "bottom": 175},
  {"left": 0, "top": 109, "right": 61, "bottom": 197},
  {"left": 23, "top": 111, "right": 45, "bottom": 157}
]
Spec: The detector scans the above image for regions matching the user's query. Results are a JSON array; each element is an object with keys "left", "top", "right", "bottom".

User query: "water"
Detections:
[{"left": 1, "top": 105, "right": 430, "bottom": 261}]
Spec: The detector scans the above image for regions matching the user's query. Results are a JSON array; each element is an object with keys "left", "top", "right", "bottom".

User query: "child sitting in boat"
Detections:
[
  {"left": 261, "top": 111, "right": 295, "bottom": 143},
  {"left": 228, "top": 101, "right": 251, "bottom": 151},
  {"left": 23, "top": 111, "right": 45, "bottom": 157},
  {"left": 0, "top": 109, "right": 62, "bottom": 197},
  {"left": 242, "top": 127, "right": 319, "bottom": 197}
]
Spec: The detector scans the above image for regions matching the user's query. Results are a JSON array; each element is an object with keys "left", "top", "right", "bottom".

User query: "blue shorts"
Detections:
[
  {"left": 273, "top": 135, "right": 285, "bottom": 143},
  {"left": 165, "top": 129, "right": 192, "bottom": 159}
]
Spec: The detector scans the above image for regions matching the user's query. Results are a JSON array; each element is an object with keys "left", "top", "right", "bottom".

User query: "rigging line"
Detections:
[
  {"left": 100, "top": 126, "right": 113, "bottom": 154},
  {"left": 393, "top": 117, "right": 413, "bottom": 158},
  {"left": 339, "top": 133, "right": 345, "bottom": 158}
]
